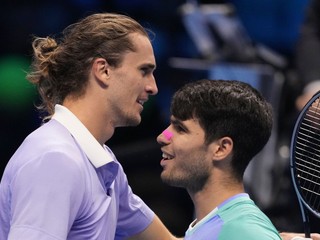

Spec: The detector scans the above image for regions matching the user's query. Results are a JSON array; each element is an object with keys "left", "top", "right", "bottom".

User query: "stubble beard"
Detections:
[
  {"left": 161, "top": 164, "right": 210, "bottom": 194},
  {"left": 122, "top": 109, "right": 142, "bottom": 127}
]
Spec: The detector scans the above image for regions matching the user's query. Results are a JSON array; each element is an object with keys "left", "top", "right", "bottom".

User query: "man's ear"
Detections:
[
  {"left": 210, "top": 137, "right": 233, "bottom": 161},
  {"left": 91, "top": 58, "right": 110, "bottom": 86}
]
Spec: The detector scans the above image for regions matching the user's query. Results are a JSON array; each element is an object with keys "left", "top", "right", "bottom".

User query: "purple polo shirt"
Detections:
[{"left": 0, "top": 105, "right": 154, "bottom": 239}]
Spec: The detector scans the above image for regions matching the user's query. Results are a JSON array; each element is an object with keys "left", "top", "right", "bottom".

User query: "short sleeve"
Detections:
[
  {"left": 218, "top": 215, "right": 281, "bottom": 240},
  {"left": 9, "top": 151, "right": 86, "bottom": 240},
  {"left": 114, "top": 165, "right": 154, "bottom": 239}
]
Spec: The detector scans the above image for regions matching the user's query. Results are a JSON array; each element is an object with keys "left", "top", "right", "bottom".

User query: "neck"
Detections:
[
  {"left": 188, "top": 176, "right": 244, "bottom": 222},
  {"left": 63, "top": 98, "right": 115, "bottom": 145}
]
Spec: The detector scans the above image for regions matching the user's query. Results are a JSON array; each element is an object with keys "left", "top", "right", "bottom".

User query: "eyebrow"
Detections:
[
  {"left": 171, "top": 117, "right": 189, "bottom": 132},
  {"left": 140, "top": 63, "right": 156, "bottom": 71}
]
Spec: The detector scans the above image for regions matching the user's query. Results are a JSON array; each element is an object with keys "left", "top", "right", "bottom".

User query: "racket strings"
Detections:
[{"left": 295, "top": 99, "right": 320, "bottom": 213}]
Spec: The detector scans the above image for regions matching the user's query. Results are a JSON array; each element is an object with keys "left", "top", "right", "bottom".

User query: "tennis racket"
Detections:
[{"left": 290, "top": 91, "right": 320, "bottom": 238}]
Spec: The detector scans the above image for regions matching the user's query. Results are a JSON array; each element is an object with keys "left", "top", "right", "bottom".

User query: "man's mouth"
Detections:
[
  {"left": 162, "top": 152, "right": 174, "bottom": 160},
  {"left": 137, "top": 99, "right": 146, "bottom": 106}
]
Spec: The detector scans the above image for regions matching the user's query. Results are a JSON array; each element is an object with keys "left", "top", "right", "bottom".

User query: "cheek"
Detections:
[
  {"left": 175, "top": 141, "right": 207, "bottom": 162},
  {"left": 175, "top": 145, "right": 197, "bottom": 162},
  {"left": 114, "top": 71, "right": 139, "bottom": 89}
]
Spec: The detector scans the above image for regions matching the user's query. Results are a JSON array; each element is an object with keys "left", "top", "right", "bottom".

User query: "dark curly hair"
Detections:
[{"left": 170, "top": 79, "right": 273, "bottom": 180}]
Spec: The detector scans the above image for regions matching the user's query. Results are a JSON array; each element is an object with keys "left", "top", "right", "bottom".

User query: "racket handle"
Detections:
[{"left": 304, "top": 221, "right": 310, "bottom": 238}]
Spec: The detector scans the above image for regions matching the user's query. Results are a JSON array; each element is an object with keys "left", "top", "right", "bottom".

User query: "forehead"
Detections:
[
  {"left": 121, "top": 33, "right": 156, "bottom": 67},
  {"left": 171, "top": 116, "right": 203, "bottom": 131}
]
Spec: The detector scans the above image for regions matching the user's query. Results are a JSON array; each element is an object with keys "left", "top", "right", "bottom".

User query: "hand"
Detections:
[{"left": 280, "top": 232, "right": 320, "bottom": 240}]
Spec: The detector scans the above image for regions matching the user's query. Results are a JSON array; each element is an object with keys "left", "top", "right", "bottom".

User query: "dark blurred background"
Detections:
[{"left": 0, "top": 0, "right": 317, "bottom": 237}]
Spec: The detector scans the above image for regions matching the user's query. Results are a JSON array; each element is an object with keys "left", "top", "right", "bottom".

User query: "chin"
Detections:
[
  {"left": 125, "top": 115, "right": 141, "bottom": 127},
  {"left": 160, "top": 172, "right": 174, "bottom": 186}
]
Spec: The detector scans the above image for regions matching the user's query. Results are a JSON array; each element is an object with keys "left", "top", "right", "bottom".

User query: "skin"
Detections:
[
  {"left": 157, "top": 115, "right": 243, "bottom": 223},
  {"left": 280, "top": 232, "right": 320, "bottom": 240},
  {"left": 63, "top": 32, "right": 179, "bottom": 240},
  {"left": 159, "top": 117, "right": 212, "bottom": 193},
  {"left": 296, "top": 92, "right": 316, "bottom": 111},
  {"left": 64, "top": 33, "right": 157, "bottom": 145}
]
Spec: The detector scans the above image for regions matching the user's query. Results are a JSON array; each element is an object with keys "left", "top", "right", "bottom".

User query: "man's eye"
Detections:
[
  {"left": 140, "top": 68, "right": 150, "bottom": 76},
  {"left": 174, "top": 125, "right": 185, "bottom": 133}
]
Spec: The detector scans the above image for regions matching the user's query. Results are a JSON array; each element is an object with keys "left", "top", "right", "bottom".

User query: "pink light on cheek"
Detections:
[{"left": 163, "top": 129, "right": 173, "bottom": 141}]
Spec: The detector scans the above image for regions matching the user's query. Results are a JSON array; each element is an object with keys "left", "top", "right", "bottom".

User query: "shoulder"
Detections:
[
  {"left": 27, "top": 119, "right": 79, "bottom": 150},
  {"left": 6, "top": 119, "right": 88, "bottom": 182},
  {"left": 218, "top": 200, "right": 281, "bottom": 239},
  {"left": 219, "top": 219, "right": 281, "bottom": 239},
  {"left": 19, "top": 119, "right": 85, "bottom": 162}
]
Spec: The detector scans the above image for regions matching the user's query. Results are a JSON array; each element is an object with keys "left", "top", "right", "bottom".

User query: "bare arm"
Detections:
[
  {"left": 127, "top": 215, "right": 183, "bottom": 240},
  {"left": 280, "top": 232, "right": 320, "bottom": 240}
]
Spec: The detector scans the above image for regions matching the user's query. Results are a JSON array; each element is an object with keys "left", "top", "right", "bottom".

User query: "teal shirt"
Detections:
[{"left": 185, "top": 193, "right": 281, "bottom": 240}]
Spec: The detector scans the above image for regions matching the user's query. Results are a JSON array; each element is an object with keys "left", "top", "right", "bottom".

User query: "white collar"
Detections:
[
  {"left": 52, "top": 104, "right": 113, "bottom": 168},
  {"left": 187, "top": 207, "right": 218, "bottom": 234}
]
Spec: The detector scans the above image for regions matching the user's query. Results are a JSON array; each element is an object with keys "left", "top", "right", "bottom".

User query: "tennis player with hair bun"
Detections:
[{"left": 0, "top": 12, "right": 181, "bottom": 240}]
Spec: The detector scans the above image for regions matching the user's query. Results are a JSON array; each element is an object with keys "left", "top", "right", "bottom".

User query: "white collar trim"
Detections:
[
  {"left": 52, "top": 104, "right": 113, "bottom": 168},
  {"left": 186, "top": 207, "right": 218, "bottom": 235}
]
